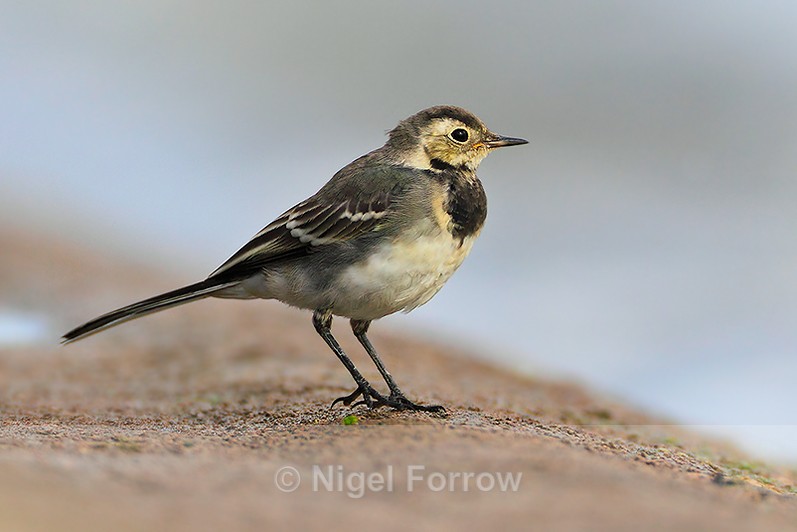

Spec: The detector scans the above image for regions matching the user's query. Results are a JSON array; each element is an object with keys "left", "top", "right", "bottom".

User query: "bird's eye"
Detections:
[{"left": 450, "top": 128, "right": 469, "bottom": 143}]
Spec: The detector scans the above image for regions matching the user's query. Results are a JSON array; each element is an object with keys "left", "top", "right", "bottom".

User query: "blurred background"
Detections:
[{"left": 1, "top": 1, "right": 795, "bottom": 462}]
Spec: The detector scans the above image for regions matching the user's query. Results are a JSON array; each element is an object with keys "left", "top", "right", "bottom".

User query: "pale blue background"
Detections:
[{"left": 2, "top": 2, "right": 796, "bottom": 462}]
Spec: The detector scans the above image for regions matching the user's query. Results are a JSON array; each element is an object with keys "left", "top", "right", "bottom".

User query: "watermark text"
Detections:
[{"left": 275, "top": 464, "right": 522, "bottom": 498}]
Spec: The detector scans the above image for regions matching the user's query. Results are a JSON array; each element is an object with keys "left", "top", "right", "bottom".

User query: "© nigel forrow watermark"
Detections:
[{"left": 275, "top": 465, "right": 522, "bottom": 498}]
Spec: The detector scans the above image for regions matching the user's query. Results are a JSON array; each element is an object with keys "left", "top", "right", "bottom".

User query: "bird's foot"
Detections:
[
  {"left": 383, "top": 392, "right": 446, "bottom": 413},
  {"left": 331, "top": 385, "right": 445, "bottom": 413},
  {"left": 330, "top": 383, "right": 386, "bottom": 409}
]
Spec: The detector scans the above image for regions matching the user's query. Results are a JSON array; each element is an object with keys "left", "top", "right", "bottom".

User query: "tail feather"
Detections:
[{"left": 62, "top": 279, "right": 238, "bottom": 344}]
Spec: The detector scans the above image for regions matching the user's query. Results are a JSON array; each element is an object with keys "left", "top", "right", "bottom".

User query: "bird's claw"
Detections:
[
  {"left": 330, "top": 386, "right": 367, "bottom": 408},
  {"left": 331, "top": 385, "right": 445, "bottom": 413},
  {"left": 384, "top": 392, "right": 446, "bottom": 413}
]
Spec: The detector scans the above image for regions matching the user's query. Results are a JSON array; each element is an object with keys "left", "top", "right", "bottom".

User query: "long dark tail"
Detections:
[{"left": 61, "top": 278, "right": 239, "bottom": 344}]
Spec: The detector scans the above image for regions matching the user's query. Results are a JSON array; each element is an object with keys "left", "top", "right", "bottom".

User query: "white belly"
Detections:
[{"left": 331, "top": 227, "right": 478, "bottom": 320}]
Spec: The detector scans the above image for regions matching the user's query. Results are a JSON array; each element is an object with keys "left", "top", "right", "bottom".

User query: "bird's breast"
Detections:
[
  {"left": 332, "top": 220, "right": 479, "bottom": 320},
  {"left": 434, "top": 170, "right": 488, "bottom": 242}
]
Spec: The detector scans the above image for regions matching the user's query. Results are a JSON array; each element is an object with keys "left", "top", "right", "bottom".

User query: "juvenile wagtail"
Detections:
[{"left": 63, "top": 105, "right": 528, "bottom": 412}]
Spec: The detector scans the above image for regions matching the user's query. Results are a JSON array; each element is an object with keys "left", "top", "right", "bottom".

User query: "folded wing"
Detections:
[{"left": 208, "top": 192, "right": 391, "bottom": 282}]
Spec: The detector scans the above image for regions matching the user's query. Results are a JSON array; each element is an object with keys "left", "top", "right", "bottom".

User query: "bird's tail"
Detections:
[{"left": 61, "top": 278, "right": 239, "bottom": 344}]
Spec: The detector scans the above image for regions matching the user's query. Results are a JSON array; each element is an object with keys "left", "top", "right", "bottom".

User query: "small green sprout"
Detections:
[{"left": 342, "top": 415, "right": 359, "bottom": 426}]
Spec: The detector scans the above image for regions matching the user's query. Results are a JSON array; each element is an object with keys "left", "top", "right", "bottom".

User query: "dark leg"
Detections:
[
  {"left": 312, "top": 310, "right": 387, "bottom": 409},
  {"left": 350, "top": 319, "right": 445, "bottom": 413}
]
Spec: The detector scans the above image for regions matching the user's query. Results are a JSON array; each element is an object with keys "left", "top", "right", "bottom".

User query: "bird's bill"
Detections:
[{"left": 483, "top": 134, "right": 529, "bottom": 148}]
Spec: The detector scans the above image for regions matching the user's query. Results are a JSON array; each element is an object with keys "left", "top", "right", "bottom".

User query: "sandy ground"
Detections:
[{"left": 1, "top": 228, "right": 796, "bottom": 531}]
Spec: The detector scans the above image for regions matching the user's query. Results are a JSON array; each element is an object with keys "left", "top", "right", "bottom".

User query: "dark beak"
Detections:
[{"left": 483, "top": 134, "right": 529, "bottom": 148}]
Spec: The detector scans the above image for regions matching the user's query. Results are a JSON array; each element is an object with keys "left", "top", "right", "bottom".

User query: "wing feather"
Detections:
[{"left": 208, "top": 192, "right": 391, "bottom": 280}]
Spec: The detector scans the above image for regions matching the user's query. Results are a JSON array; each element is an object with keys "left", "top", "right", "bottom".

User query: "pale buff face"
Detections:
[{"left": 400, "top": 117, "right": 492, "bottom": 171}]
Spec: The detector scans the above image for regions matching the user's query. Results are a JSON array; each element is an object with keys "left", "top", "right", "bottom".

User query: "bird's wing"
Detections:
[{"left": 207, "top": 190, "right": 392, "bottom": 282}]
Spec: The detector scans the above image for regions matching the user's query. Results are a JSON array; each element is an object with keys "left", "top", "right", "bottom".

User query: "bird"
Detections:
[{"left": 62, "top": 105, "right": 528, "bottom": 412}]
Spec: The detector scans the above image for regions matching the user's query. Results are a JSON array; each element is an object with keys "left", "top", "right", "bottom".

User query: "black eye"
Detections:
[{"left": 450, "top": 128, "right": 469, "bottom": 142}]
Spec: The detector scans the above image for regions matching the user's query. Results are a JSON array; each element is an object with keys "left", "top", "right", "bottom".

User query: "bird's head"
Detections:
[{"left": 385, "top": 105, "right": 527, "bottom": 171}]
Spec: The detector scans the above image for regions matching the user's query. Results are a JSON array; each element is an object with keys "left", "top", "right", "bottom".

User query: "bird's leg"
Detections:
[
  {"left": 350, "top": 320, "right": 403, "bottom": 395},
  {"left": 312, "top": 310, "right": 387, "bottom": 409},
  {"left": 350, "top": 320, "right": 445, "bottom": 413}
]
